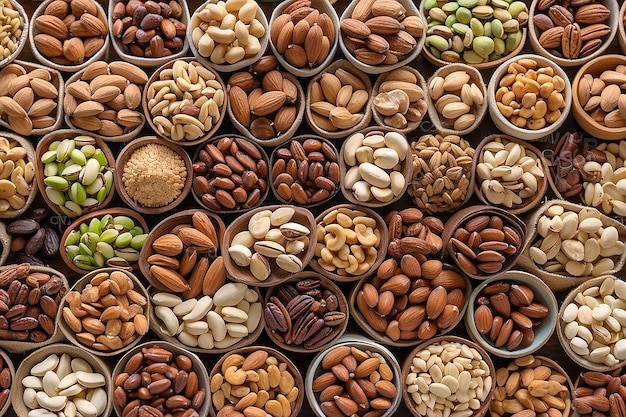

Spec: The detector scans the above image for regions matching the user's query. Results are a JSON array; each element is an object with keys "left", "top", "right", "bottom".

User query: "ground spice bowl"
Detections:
[
  {"left": 0, "top": 131, "right": 37, "bottom": 220},
  {"left": 306, "top": 334, "right": 402, "bottom": 417},
  {"left": 310, "top": 204, "right": 389, "bottom": 283},
  {"left": 112, "top": 341, "right": 210, "bottom": 417},
  {"left": 209, "top": 345, "right": 303, "bottom": 417},
  {"left": 222, "top": 205, "right": 316, "bottom": 288},
  {"left": 0, "top": 349, "right": 13, "bottom": 417},
  {"left": 114, "top": 136, "right": 192, "bottom": 215},
  {"left": 402, "top": 335, "right": 496, "bottom": 417},
  {"left": 12, "top": 343, "right": 113, "bottom": 417},
  {"left": 473, "top": 134, "right": 549, "bottom": 215},
  {"left": 465, "top": 270, "right": 558, "bottom": 359},
  {"left": 264, "top": 271, "right": 349, "bottom": 353},
  {"left": 59, "top": 268, "right": 151, "bottom": 357}
]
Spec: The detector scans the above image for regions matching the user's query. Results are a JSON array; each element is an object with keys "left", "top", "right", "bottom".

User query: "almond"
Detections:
[
  {"left": 304, "top": 24, "right": 323, "bottom": 65},
  {"left": 229, "top": 85, "right": 251, "bottom": 127},
  {"left": 425, "top": 286, "right": 447, "bottom": 319},
  {"left": 436, "top": 304, "right": 459, "bottom": 329},
  {"left": 242, "top": 350, "right": 269, "bottom": 371},
  {"left": 34, "top": 34, "right": 64, "bottom": 58},
  {"left": 354, "top": 357, "right": 380, "bottom": 378},
  {"left": 397, "top": 305, "right": 425, "bottom": 331},
  {"left": 152, "top": 233, "right": 184, "bottom": 256},
  {"left": 474, "top": 304, "right": 493, "bottom": 334},
  {"left": 366, "top": 16, "right": 403, "bottom": 35},
  {"left": 284, "top": 44, "right": 308, "bottom": 68},
  {"left": 63, "top": 37, "right": 85, "bottom": 64},
  {"left": 274, "top": 105, "right": 297, "bottom": 133},
  {"left": 356, "top": 290, "right": 387, "bottom": 332},
  {"left": 352, "top": 0, "right": 377, "bottom": 21},
  {"left": 250, "top": 91, "right": 286, "bottom": 117},
  {"left": 202, "top": 256, "right": 225, "bottom": 297},
  {"left": 276, "top": 20, "right": 294, "bottom": 54},
  {"left": 35, "top": 15, "right": 69, "bottom": 40},
  {"left": 341, "top": 18, "right": 371, "bottom": 39},
  {"left": 70, "top": 0, "right": 98, "bottom": 17},
  {"left": 177, "top": 227, "right": 215, "bottom": 248},
  {"left": 322, "top": 346, "right": 352, "bottom": 370},
  {"left": 191, "top": 212, "right": 219, "bottom": 247},
  {"left": 150, "top": 265, "right": 189, "bottom": 292},
  {"left": 271, "top": 14, "right": 292, "bottom": 45},
  {"left": 379, "top": 274, "right": 410, "bottom": 295},
  {"left": 109, "top": 62, "right": 149, "bottom": 85}
]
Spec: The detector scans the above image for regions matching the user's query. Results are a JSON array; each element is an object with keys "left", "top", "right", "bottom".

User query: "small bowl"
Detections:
[
  {"left": 210, "top": 346, "right": 303, "bottom": 417},
  {"left": 109, "top": 0, "right": 190, "bottom": 68},
  {"left": 139, "top": 209, "right": 225, "bottom": 292},
  {"left": 269, "top": 135, "right": 340, "bottom": 208},
  {"left": 572, "top": 55, "right": 626, "bottom": 140},
  {"left": 228, "top": 70, "right": 305, "bottom": 147},
  {"left": 339, "top": 127, "right": 413, "bottom": 208},
  {"left": 222, "top": 205, "right": 316, "bottom": 287},
  {"left": 35, "top": 129, "right": 117, "bottom": 218},
  {"left": 264, "top": 271, "right": 349, "bottom": 352},
  {"left": 473, "top": 134, "right": 549, "bottom": 215},
  {"left": 189, "top": 0, "right": 269, "bottom": 73},
  {"left": 305, "top": 59, "right": 373, "bottom": 139},
  {"left": 0, "top": 0, "right": 27, "bottom": 69},
  {"left": 0, "top": 349, "right": 14, "bottom": 417},
  {"left": 558, "top": 276, "right": 626, "bottom": 371},
  {"left": 529, "top": 0, "right": 618, "bottom": 67},
  {"left": 143, "top": 58, "right": 227, "bottom": 147},
  {"left": 13, "top": 343, "right": 113, "bottom": 417},
  {"left": 29, "top": 0, "right": 109, "bottom": 73},
  {"left": 115, "top": 136, "right": 192, "bottom": 215},
  {"left": 371, "top": 66, "right": 428, "bottom": 134},
  {"left": 426, "top": 64, "right": 488, "bottom": 136},
  {"left": 465, "top": 270, "right": 558, "bottom": 359},
  {"left": 0, "top": 131, "right": 37, "bottom": 219},
  {"left": 350, "top": 262, "right": 471, "bottom": 347},
  {"left": 306, "top": 335, "right": 402, "bottom": 417},
  {"left": 113, "top": 341, "right": 210, "bottom": 417},
  {"left": 0, "top": 222, "right": 10, "bottom": 267},
  {"left": 488, "top": 54, "right": 572, "bottom": 141},
  {"left": 311, "top": 204, "right": 389, "bottom": 283},
  {"left": 59, "top": 268, "right": 151, "bottom": 357},
  {"left": 339, "top": 0, "right": 426, "bottom": 75},
  {"left": 402, "top": 335, "right": 496, "bottom": 417},
  {"left": 620, "top": 1, "right": 626, "bottom": 54},
  {"left": 60, "top": 208, "right": 149, "bottom": 274}
]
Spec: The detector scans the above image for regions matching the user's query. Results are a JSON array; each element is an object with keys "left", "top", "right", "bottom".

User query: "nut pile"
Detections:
[
  {"left": 423, "top": 0, "right": 527, "bottom": 64},
  {"left": 373, "top": 68, "right": 427, "bottom": 129},
  {"left": 0, "top": 263, "right": 66, "bottom": 343},
  {"left": 549, "top": 131, "right": 588, "bottom": 199},
  {"left": 64, "top": 61, "right": 147, "bottom": 137},
  {"left": 343, "top": 130, "right": 408, "bottom": 204},
  {"left": 490, "top": 356, "right": 571, "bottom": 417},
  {"left": 476, "top": 137, "right": 545, "bottom": 208},
  {"left": 191, "top": 0, "right": 265, "bottom": 65},
  {"left": 495, "top": 58, "right": 567, "bottom": 130},
  {"left": 386, "top": 208, "right": 444, "bottom": 258},
  {"left": 405, "top": 340, "right": 492, "bottom": 416},
  {"left": 429, "top": 69, "right": 484, "bottom": 131},
  {"left": 449, "top": 213, "right": 523, "bottom": 276},
  {"left": 0, "top": 63, "right": 59, "bottom": 136},
  {"left": 111, "top": 0, "right": 187, "bottom": 58},
  {"left": 562, "top": 277, "right": 626, "bottom": 368},
  {"left": 62, "top": 270, "right": 149, "bottom": 352},
  {"left": 210, "top": 349, "right": 299, "bottom": 417},
  {"left": 8, "top": 211, "right": 60, "bottom": 265},
  {"left": 146, "top": 211, "right": 224, "bottom": 295},
  {"left": 474, "top": 281, "right": 549, "bottom": 351},
  {"left": 228, "top": 207, "right": 310, "bottom": 280},
  {"left": 529, "top": 205, "right": 624, "bottom": 277},
  {"left": 0, "top": 136, "right": 34, "bottom": 213},
  {"left": 147, "top": 60, "right": 224, "bottom": 142},
  {"left": 0, "top": 355, "right": 9, "bottom": 411},
  {"left": 341, "top": 0, "right": 424, "bottom": 66},
  {"left": 272, "top": 138, "right": 339, "bottom": 205},
  {"left": 270, "top": 0, "right": 335, "bottom": 69},
  {"left": 33, "top": 0, "right": 107, "bottom": 65},
  {"left": 22, "top": 353, "right": 108, "bottom": 417},
  {"left": 578, "top": 65, "right": 626, "bottom": 129},
  {"left": 357, "top": 257, "right": 466, "bottom": 341},
  {"left": 64, "top": 214, "right": 147, "bottom": 271},
  {"left": 114, "top": 345, "right": 207, "bottom": 417},
  {"left": 153, "top": 282, "right": 262, "bottom": 349},
  {"left": 265, "top": 278, "right": 347, "bottom": 349},
  {"left": 312, "top": 345, "right": 397, "bottom": 416},
  {"left": 193, "top": 136, "right": 268, "bottom": 211},
  {"left": 229, "top": 58, "right": 300, "bottom": 140},
  {"left": 408, "top": 134, "right": 475, "bottom": 213},
  {"left": 41, "top": 135, "right": 113, "bottom": 218},
  {"left": 314, "top": 207, "right": 382, "bottom": 277},
  {"left": 534, "top": 0, "right": 610, "bottom": 59},
  {"left": 0, "top": 0, "right": 23, "bottom": 61},
  {"left": 573, "top": 371, "right": 626, "bottom": 417},
  {"left": 309, "top": 67, "right": 369, "bottom": 132}
]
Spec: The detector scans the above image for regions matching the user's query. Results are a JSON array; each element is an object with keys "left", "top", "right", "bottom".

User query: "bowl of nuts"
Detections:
[
  {"left": 0, "top": 349, "right": 13, "bottom": 417},
  {"left": 306, "top": 60, "right": 373, "bottom": 139},
  {"left": 109, "top": 0, "right": 190, "bottom": 68},
  {"left": 620, "top": 1, "right": 626, "bottom": 54},
  {"left": 339, "top": 0, "right": 427, "bottom": 74},
  {"left": 488, "top": 54, "right": 572, "bottom": 141},
  {"left": 572, "top": 55, "right": 626, "bottom": 140},
  {"left": 402, "top": 336, "right": 496, "bottom": 417},
  {"left": 426, "top": 64, "right": 488, "bottom": 136},
  {"left": 30, "top": 0, "right": 109, "bottom": 72},
  {"left": 0, "top": 0, "right": 27, "bottom": 69},
  {"left": 465, "top": 271, "right": 558, "bottom": 359},
  {"left": 573, "top": 370, "right": 626, "bottom": 415},
  {"left": 528, "top": 0, "right": 618, "bottom": 67},
  {"left": 0, "top": 132, "right": 38, "bottom": 220},
  {"left": 223, "top": 205, "right": 316, "bottom": 287},
  {"left": 558, "top": 276, "right": 626, "bottom": 371},
  {"left": 306, "top": 335, "right": 402, "bottom": 417}
]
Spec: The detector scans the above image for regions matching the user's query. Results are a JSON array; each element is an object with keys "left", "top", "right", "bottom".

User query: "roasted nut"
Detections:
[
  {"left": 373, "top": 67, "right": 427, "bottom": 128},
  {"left": 428, "top": 69, "right": 485, "bottom": 132}
]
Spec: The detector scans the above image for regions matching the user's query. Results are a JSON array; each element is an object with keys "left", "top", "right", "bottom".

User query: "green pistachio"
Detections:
[
  {"left": 429, "top": 7, "right": 447, "bottom": 22},
  {"left": 505, "top": 30, "right": 522, "bottom": 51},
  {"left": 470, "top": 18, "right": 484, "bottom": 36},
  {"left": 503, "top": 19, "right": 519, "bottom": 33},
  {"left": 458, "top": 0, "right": 479, "bottom": 7},
  {"left": 491, "top": 19, "right": 504, "bottom": 38},
  {"left": 426, "top": 35, "right": 450, "bottom": 51},
  {"left": 442, "top": 2, "right": 460, "bottom": 12},
  {"left": 463, "top": 50, "right": 485, "bottom": 63},
  {"left": 455, "top": 7, "right": 472, "bottom": 24},
  {"left": 424, "top": 0, "right": 438, "bottom": 11},
  {"left": 472, "top": 5, "right": 494, "bottom": 19},
  {"left": 473, "top": 36, "right": 495, "bottom": 58},
  {"left": 493, "top": 8, "right": 512, "bottom": 22},
  {"left": 452, "top": 22, "right": 470, "bottom": 35}
]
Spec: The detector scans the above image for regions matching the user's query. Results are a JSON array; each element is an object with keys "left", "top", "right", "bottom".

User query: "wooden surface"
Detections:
[{"left": 5, "top": 1, "right": 624, "bottom": 416}]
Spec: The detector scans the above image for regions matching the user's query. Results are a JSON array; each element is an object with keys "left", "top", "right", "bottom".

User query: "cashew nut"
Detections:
[{"left": 324, "top": 224, "right": 346, "bottom": 252}]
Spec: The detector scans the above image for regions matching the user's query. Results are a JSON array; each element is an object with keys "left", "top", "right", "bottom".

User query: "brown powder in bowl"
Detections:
[{"left": 122, "top": 143, "right": 187, "bottom": 207}]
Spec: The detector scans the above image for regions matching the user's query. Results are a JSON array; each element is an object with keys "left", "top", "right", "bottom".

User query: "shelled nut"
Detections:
[
  {"left": 386, "top": 207, "right": 443, "bottom": 258},
  {"left": 0, "top": 354, "right": 9, "bottom": 412},
  {"left": 373, "top": 68, "right": 427, "bottom": 129},
  {"left": 429, "top": 69, "right": 484, "bottom": 131},
  {"left": 573, "top": 370, "right": 626, "bottom": 417},
  {"left": 0, "top": 0, "right": 24, "bottom": 62},
  {"left": 0, "top": 136, "right": 35, "bottom": 213},
  {"left": 578, "top": 66, "right": 626, "bottom": 129},
  {"left": 8, "top": 210, "right": 61, "bottom": 264}
]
